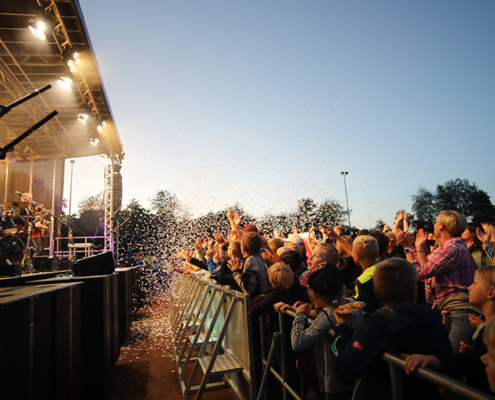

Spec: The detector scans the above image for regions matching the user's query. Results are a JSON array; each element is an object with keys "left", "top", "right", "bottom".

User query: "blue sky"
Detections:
[{"left": 64, "top": 0, "right": 495, "bottom": 228}]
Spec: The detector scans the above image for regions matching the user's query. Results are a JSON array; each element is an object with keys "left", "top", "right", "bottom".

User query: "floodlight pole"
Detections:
[
  {"left": 341, "top": 171, "right": 351, "bottom": 229},
  {"left": 69, "top": 160, "right": 75, "bottom": 227}
]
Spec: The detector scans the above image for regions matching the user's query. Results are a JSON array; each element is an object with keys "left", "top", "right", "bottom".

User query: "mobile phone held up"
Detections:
[{"left": 408, "top": 224, "right": 417, "bottom": 236}]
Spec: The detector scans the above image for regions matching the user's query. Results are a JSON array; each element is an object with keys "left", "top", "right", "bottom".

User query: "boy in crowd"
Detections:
[
  {"left": 332, "top": 258, "right": 452, "bottom": 400},
  {"left": 352, "top": 235, "right": 382, "bottom": 313},
  {"left": 232, "top": 232, "right": 269, "bottom": 297}
]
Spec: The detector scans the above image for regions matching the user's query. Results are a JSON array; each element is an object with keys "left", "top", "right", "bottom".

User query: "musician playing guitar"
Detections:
[{"left": 31, "top": 205, "right": 48, "bottom": 256}]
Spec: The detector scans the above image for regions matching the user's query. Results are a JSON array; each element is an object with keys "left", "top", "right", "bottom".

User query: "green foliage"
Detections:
[{"left": 412, "top": 179, "right": 495, "bottom": 223}]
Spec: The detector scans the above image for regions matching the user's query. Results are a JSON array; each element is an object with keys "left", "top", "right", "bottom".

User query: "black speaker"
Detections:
[
  {"left": 0, "top": 263, "right": 22, "bottom": 277},
  {"left": 26, "top": 274, "right": 119, "bottom": 398},
  {"left": 72, "top": 252, "right": 114, "bottom": 276},
  {"left": 33, "top": 255, "right": 60, "bottom": 272},
  {"left": 0, "top": 283, "right": 82, "bottom": 400}
]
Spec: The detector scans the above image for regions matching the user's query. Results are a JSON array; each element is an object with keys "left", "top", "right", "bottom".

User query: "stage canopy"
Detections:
[{"left": 0, "top": 0, "right": 123, "bottom": 162}]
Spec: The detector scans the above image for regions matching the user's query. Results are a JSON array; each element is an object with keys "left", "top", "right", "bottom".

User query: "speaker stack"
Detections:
[
  {"left": 0, "top": 283, "right": 82, "bottom": 400},
  {"left": 26, "top": 271, "right": 119, "bottom": 398}
]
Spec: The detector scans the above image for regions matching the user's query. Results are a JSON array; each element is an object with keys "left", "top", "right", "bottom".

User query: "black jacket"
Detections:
[{"left": 333, "top": 303, "right": 452, "bottom": 400}]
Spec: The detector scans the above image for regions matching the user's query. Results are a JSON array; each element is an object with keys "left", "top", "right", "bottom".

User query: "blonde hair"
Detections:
[
  {"left": 353, "top": 235, "right": 379, "bottom": 265},
  {"left": 385, "top": 231, "right": 398, "bottom": 248},
  {"left": 482, "top": 223, "right": 495, "bottom": 242},
  {"left": 437, "top": 210, "right": 467, "bottom": 237},
  {"left": 269, "top": 262, "right": 294, "bottom": 290},
  {"left": 476, "top": 266, "right": 495, "bottom": 290},
  {"left": 335, "top": 235, "right": 353, "bottom": 258}
]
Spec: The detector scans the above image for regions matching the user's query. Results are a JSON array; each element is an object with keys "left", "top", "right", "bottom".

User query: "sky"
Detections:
[{"left": 64, "top": 0, "right": 495, "bottom": 229}]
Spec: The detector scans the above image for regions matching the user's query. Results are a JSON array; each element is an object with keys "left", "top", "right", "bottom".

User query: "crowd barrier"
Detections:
[
  {"left": 260, "top": 308, "right": 495, "bottom": 400},
  {"left": 168, "top": 272, "right": 495, "bottom": 400},
  {"left": 167, "top": 273, "right": 254, "bottom": 400}
]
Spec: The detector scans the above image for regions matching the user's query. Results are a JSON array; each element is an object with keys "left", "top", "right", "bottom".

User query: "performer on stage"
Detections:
[
  {"left": 31, "top": 205, "right": 48, "bottom": 257},
  {"left": 15, "top": 192, "right": 34, "bottom": 236}
]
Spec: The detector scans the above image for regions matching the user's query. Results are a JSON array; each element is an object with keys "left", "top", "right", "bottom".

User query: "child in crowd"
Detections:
[
  {"left": 232, "top": 232, "right": 269, "bottom": 297},
  {"left": 249, "top": 262, "right": 294, "bottom": 317},
  {"left": 351, "top": 235, "right": 383, "bottom": 313},
  {"left": 332, "top": 258, "right": 452, "bottom": 400},
  {"left": 482, "top": 318, "right": 495, "bottom": 393},
  {"left": 403, "top": 265, "right": 495, "bottom": 394},
  {"left": 286, "top": 263, "right": 363, "bottom": 400}
]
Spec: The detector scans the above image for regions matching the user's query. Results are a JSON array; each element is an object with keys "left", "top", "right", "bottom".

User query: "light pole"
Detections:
[
  {"left": 341, "top": 171, "right": 351, "bottom": 229},
  {"left": 69, "top": 160, "right": 75, "bottom": 226}
]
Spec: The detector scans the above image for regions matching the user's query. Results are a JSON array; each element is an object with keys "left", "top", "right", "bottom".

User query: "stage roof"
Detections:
[{"left": 0, "top": 0, "right": 123, "bottom": 163}]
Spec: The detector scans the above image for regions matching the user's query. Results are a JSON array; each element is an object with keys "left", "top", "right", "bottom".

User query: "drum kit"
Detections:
[{"left": 0, "top": 201, "right": 34, "bottom": 268}]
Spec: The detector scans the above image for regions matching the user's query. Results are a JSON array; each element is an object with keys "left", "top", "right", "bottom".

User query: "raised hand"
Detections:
[
  {"left": 216, "top": 231, "right": 226, "bottom": 245},
  {"left": 324, "top": 225, "right": 339, "bottom": 239},
  {"left": 396, "top": 229, "right": 413, "bottom": 248},
  {"left": 230, "top": 256, "right": 243, "bottom": 272},
  {"left": 233, "top": 212, "right": 241, "bottom": 227},
  {"left": 415, "top": 229, "right": 427, "bottom": 248}
]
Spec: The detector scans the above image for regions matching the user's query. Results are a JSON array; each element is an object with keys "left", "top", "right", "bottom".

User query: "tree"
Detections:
[
  {"left": 411, "top": 179, "right": 495, "bottom": 223},
  {"left": 411, "top": 187, "right": 437, "bottom": 224},
  {"left": 118, "top": 199, "right": 152, "bottom": 258},
  {"left": 78, "top": 192, "right": 104, "bottom": 212}
]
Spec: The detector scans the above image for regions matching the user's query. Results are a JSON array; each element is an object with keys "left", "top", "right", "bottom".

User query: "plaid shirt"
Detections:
[{"left": 412, "top": 238, "right": 475, "bottom": 304}]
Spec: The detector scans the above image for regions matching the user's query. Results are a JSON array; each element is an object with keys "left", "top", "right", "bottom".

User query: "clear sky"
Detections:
[{"left": 64, "top": 0, "right": 495, "bottom": 229}]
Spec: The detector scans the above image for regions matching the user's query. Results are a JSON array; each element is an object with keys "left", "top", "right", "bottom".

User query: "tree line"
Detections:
[{"left": 66, "top": 178, "right": 495, "bottom": 262}]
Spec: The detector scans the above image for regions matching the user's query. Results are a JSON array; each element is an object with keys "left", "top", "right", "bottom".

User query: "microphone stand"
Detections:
[
  {"left": 0, "top": 84, "right": 51, "bottom": 118},
  {"left": 0, "top": 111, "right": 58, "bottom": 160}
]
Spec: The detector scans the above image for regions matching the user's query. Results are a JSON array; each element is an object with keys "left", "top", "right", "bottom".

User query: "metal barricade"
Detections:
[
  {"left": 168, "top": 273, "right": 255, "bottom": 400},
  {"left": 257, "top": 308, "right": 495, "bottom": 400}
]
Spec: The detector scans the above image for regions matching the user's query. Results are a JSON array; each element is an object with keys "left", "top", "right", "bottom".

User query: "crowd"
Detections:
[{"left": 174, "top": 208, "right": 495, "bottom": 400}]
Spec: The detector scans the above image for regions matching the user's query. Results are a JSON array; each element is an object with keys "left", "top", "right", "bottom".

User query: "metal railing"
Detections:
[
  {"left": 53, "top": 235, "right": 105, "bottom": 260},
  {"left": 258, "top": 308, "right": 495, "bottom": 400}
]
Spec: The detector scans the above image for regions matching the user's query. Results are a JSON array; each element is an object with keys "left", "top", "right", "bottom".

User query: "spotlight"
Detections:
[
  {"left": 67, "top": 53, "right": 81, "bottom": 73},
  {"left": 97, "top": 125, "right": 103, "bottom": 133},
  {"left": 101, "top": 121, "right": 106, "bottom": 127},
  {"left": 90, "top": 138, "right": 99, "bottom": 146},
  {"left": 28, "top": 19, "right": 47, "bottom": 41},
  {"left": 57, "top": 77, "right": 72, "bottom": 90},
  {"left": 77, "top": 114, "right": 89, "bottom": 123}
]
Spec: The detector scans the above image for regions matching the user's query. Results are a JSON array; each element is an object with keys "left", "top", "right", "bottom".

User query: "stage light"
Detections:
[
  {"left": 90, "top": 138, "right": 99, "bottom": 146},
  {"left": 57, "top": 77, "right": 72, "bottom": 90},
  {"left": 97, "top": 125, "right": 103, "bottom": 133},
  {"left": 28, "top": 20, "right": 47, "bottom": 41},
  {"left": 67, "top": 53, "right": 81, "bottom": 72},
  {"left": 101, "top": 121, "right": 106, "bottom": 127},
  {"left": 77, "top": 114, "right": 89, "bottom": 123}
]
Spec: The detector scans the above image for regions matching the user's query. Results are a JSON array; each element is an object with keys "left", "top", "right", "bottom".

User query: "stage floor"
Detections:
[{"left": 104, "top": 298, "right": 236, "bottom": 400}]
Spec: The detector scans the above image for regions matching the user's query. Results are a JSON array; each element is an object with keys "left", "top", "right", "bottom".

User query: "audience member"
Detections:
[{"left": 332, "top": 258, "right": 452, "bottom": 400}]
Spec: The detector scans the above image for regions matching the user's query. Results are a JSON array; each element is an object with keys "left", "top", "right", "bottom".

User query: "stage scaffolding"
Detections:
[{"left": 0, "top": 0, "right": 124, "bottom": 257}]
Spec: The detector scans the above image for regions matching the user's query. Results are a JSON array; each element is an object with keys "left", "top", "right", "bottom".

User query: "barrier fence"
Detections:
[
  {"left": 168, "top": 272, "right": 495, "bottom": 400},
  {"left": 167, "top": 273, "right": 254, "bottom": 400}
]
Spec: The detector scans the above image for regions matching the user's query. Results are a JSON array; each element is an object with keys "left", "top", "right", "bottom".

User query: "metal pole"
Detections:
[
  {"left": 341, "top": 171, "right": 351, "bottom": 229},
  {"left": 69, "top": 160, "right": 75, "bottom": 224}
]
